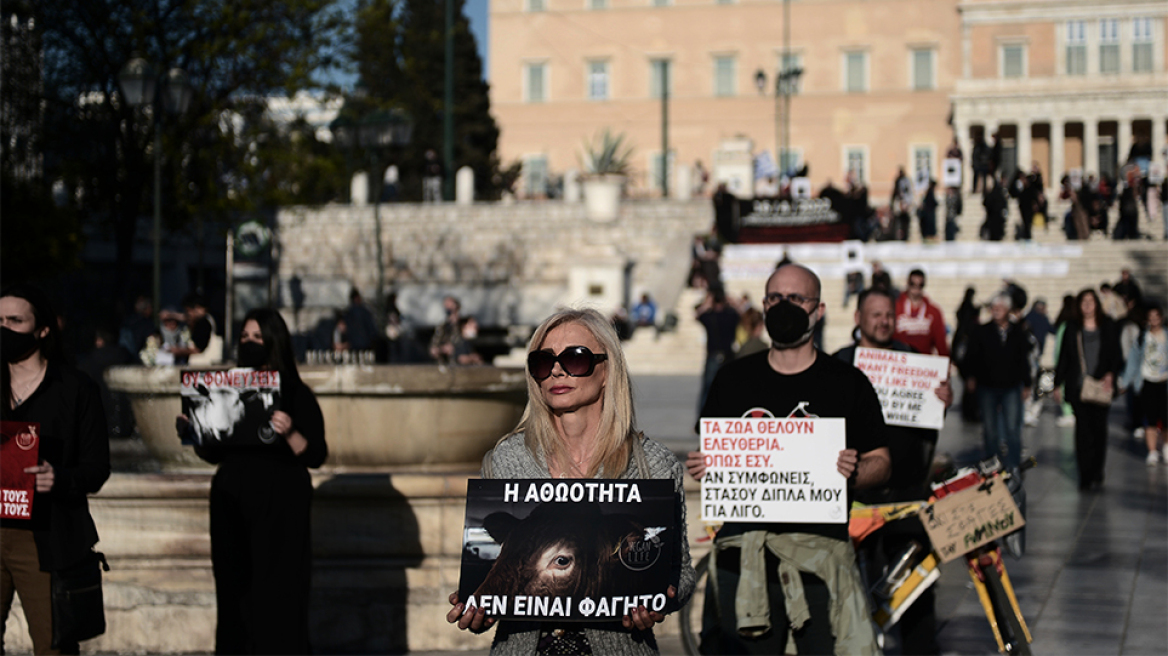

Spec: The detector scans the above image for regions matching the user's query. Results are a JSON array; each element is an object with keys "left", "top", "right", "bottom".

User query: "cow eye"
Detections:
[{"left": 551, "top": 555, "right": 572, "bottom": 569}]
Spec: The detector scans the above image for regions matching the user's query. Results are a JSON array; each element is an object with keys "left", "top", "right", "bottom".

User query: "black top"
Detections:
[
  {"left": 699, "top": 306, "right": 740, "bottom": 355},
  {"left": 1, "top": 363, "right": 110, "bottom": 570},
  {"left": 701, "top": 350, "right": 888, "bottom": 542},
  {"left": 964, "top": 321, "right": 1034, "bottom": 389},
  {"left": 1054, "top": 319, "right": 1123, "bottom": 405},
  {"left": 195, "top": 376, "right": 328, "bottom": 469},
  {"left": 834, "top": 342, "right": 939, "bottom": 503},
  {"left": 191, "top": 316, "right": 213, "bottom": 351}
]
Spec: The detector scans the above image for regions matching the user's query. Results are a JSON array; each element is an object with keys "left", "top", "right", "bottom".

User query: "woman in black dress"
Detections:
[{"left": 179, "top": 308, "right": 327, "bottom": 653}]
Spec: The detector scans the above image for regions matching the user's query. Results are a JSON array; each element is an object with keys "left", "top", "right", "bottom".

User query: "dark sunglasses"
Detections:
[{"left": 527, "top": 346, "right": 608, "bottom": 380}]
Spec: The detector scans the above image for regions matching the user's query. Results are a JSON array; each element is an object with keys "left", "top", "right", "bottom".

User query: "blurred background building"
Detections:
[{"left": 489, "top": 0, "right": 1167, "bottom": 199}]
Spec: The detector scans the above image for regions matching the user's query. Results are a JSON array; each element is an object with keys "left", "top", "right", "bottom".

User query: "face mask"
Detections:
[
  {"left": 766, "top": 301, "right": 816, "bottom": 349},
  {"left": 1, "top": 327, "right": 39, "bottom": 364},
  {"left": 237, "top": 341, "right": 270, "bottom": 369}
]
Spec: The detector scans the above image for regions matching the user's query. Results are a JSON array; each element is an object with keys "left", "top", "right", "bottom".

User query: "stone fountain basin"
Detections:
[{"left": 105, "top": 364, "right": 528, "bottom": 468}]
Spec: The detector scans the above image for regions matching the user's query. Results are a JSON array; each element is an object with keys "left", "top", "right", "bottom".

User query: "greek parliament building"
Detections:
[{"left": 488, "top": 0, "right": 1168, "bottom": 200}]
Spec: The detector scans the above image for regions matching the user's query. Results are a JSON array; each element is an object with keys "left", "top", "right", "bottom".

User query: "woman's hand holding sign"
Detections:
[
  {"left": 271, "top": 410, "right": 309, "bottom": 456},
  {"left": 622, "top": 585, "right": 676, "bottom": 631},
  {"left": 446, "top": 592, "right": 496, "bottom": 633}
]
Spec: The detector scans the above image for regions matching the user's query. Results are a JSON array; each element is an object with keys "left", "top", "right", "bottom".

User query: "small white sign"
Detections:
[
  {"left": 791, "top": 177, "right": 812, "bottom": 200},
  {"left": 853, "top": 347, "right": 948, "bottom": 429},
  {"left": 699, "top": 417, "right": 847, "bottom": 523},
  {"left": 942, "top": 158, "right": 962, "bottom": 188}
]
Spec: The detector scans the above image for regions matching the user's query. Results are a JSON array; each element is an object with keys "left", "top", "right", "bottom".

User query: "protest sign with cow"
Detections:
[
  {"left": 180, "top": 369, "right": 281, "bottom": 446},
  {"left": 458, "top": 479, "right": 676, "bottom": 622}
]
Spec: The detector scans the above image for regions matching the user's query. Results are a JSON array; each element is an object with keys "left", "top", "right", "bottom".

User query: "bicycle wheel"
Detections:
[
  {"left": 680, "top": 553, "right": 710, "bottom": 656},
  {"left": 983, "top": 565, "right": 1031, "bottom": 655}
]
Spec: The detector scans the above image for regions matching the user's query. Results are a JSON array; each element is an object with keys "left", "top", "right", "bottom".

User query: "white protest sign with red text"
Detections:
[
  {"left": 699, "top": 417, "right": 847, "bottom": 524},
  {"left": 853, "top": 347, "right": 948, "bottom": 430}
]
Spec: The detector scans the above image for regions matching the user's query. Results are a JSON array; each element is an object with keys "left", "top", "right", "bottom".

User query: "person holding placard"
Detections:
[
  {"left": 1, "top": 284, "right": 111, "bottom": 655},
  {"left": 834, "top": 287, "right": 953, "bottom": 656},
  {"left": 447, "top": 308, "right": 694, "bottom": 655},
  {"left": 964, "top": 294, "right": 1033, "bottom": 473},
  {"left": 686, "top": 265, "right": 888, "bottom": 655},
  {"left": 177, "top": 309, "right": 328, "bottom": 654}
]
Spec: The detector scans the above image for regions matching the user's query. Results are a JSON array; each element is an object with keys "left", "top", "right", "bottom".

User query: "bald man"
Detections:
[{"left": 687, "top": 264, "right": 888, "bottom": 655}]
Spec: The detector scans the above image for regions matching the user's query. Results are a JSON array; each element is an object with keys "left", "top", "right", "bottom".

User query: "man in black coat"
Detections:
[
  {"left": 982, "top": 176, "right": 1008, "bottom": 241},
  {"left": 964, "top": 293, "right": 1032, "bottom": 471}
]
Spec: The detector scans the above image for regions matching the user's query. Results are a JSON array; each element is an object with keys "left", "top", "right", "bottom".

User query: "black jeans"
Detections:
[
  {"left": 1073, "top": 402, "right": 1110, "bottom": 488},
  {"left": 702, "top": 548, "right": 835, "bottom": 655}
]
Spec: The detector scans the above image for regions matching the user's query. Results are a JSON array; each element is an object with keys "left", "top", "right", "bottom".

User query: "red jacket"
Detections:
[{"left": 893, "top": 293, "right": 950, "bottom": 357}]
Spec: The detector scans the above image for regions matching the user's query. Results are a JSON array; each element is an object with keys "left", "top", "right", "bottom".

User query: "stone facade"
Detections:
[
  {"left": 952, "top": 0, "right": 1168, "bottom": 188},
  {"left": 275, "top": 200, "right": 712, "bottom": 330}
]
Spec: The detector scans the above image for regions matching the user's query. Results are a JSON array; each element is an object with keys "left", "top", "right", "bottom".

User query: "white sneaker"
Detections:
[
  {"left": 1057, "top": 415, "right": 1075, "bottom": 427},
  {"left": 1147, "top": 451, "right": 1160, "bottom": 466},
  {"left": 1161, "top": 445, "right": 1168, "bottom": 463},
  {"left": 1025, "top": 416, "right": 1039, "bottom": 427},
  {"left": 1134, "top": 427, "right": 1146, "bottom": 439}
]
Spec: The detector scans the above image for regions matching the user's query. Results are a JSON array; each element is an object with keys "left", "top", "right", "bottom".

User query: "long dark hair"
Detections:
[
  {"left": 2, "top": 283, "right": 62, "bottom": 412},
  {"left": 1073, "top": 288, "right": 1104, "bottom": 326},
  {"left": 241, "top": 308, "right": 301, "bottom": 388}
]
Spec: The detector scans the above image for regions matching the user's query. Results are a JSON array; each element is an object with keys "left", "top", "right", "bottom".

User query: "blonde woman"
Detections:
[{"left": 447, "top": 308, "right": 695, "bottom": 655}]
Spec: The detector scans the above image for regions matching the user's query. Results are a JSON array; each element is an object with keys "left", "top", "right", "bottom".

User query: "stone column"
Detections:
[
  {"left": 1017, "top": 121, "right": 1032, "bottom": 173},
  {"left": 1050, "top": 118, "right": 1066, "bottom": 187},
  {"left": 1084, "top": 118, "right": 1099, "bottom": 175},
  {"left": 954, "top": 117, "right": 972, "bottom": 192},
  {"left": 1117, "top": 118, "right": 1133, "bottom": 167},
  {"left": 1152, "top": 116, "right": 1167, "bottom": 171},
  {"left": 962, "top": 23, "right": 972, "bottom": 79}
]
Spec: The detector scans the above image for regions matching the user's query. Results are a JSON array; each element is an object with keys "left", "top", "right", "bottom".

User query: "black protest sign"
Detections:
[{"left": 458, "top": 479, "right": 676, "bottom": 622}]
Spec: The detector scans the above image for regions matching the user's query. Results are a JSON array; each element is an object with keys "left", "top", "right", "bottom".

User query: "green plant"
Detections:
[{"left": 581, "top": 129, "right": 633, "bottom": 176}]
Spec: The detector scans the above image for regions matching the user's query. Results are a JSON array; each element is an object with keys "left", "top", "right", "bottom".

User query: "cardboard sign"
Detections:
[
  {"left": 457, "top": 479, "right": 676, "bottom": 622},
  {"left": 853, "top": 348, "right": 948, "bottom": 429},
  {"left": 180, "top": 369, "right": 281, "bottom": 446},
  {"left": 1, "top": 421, "right": 40, "bottom": 520},
  {"left": 699, "top": 417, "right": 847, "bottom": 523},
  {"left": 918, "top": 478, "right": 1024, "bottom": 563}
]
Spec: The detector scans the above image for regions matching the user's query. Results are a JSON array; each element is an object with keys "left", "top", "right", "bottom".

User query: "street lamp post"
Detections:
[
  {"left": 332, "top": 110, "right": 412, "bottom": 316},
  {"left": 755, "top": 65, "right": 802, "bottom": 180},
  {"left": 119, "top": 59, "right": 192, "bottom": 323},
  {"left": 777, "top": 65, "right": 803, "bottom": 176}
]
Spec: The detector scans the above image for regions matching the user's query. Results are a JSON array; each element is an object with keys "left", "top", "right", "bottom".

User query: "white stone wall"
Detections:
[{"left": 275, "top": 201, "right": 712, "bottom": 327}]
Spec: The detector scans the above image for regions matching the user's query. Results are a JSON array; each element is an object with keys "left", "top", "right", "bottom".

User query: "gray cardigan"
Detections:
[{"left": 476, "top": 432, "right": 696, "bottom": 656}]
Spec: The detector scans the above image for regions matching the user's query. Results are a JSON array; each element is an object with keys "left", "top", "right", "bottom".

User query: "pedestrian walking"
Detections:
[
  {"left": 1054, "top": 290, "right": 1123, "bottom": 491},
  {"left": 964, "top": 293, "right": 1033, "bottom": 471}
]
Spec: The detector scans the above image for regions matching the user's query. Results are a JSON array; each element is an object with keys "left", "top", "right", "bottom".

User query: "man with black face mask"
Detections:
[
  {"left": 834, "top": 287, "right": 953, "bottom": 656},
  {"left": 686, "top": 264, "right": 890, "bottom": 655}
]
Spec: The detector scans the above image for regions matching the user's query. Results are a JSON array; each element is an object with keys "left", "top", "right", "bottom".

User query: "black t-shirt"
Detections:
[
  {"left": 701, "top": 349, "right": 888, "bottom": 542},
  {"left": 699, "top": 306, "right": 740, "bottom": 354},
  {"left": 834, "top": 343, "right": 938, "bottom": 503}
]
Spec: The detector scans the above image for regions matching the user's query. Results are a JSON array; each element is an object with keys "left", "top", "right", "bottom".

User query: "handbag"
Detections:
[
  {"left": 51, "top": 550, "right": 109, "bottom": 649},
  {"left": 1077, "top": 333, "right": 1111, "bottom": 406}
]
